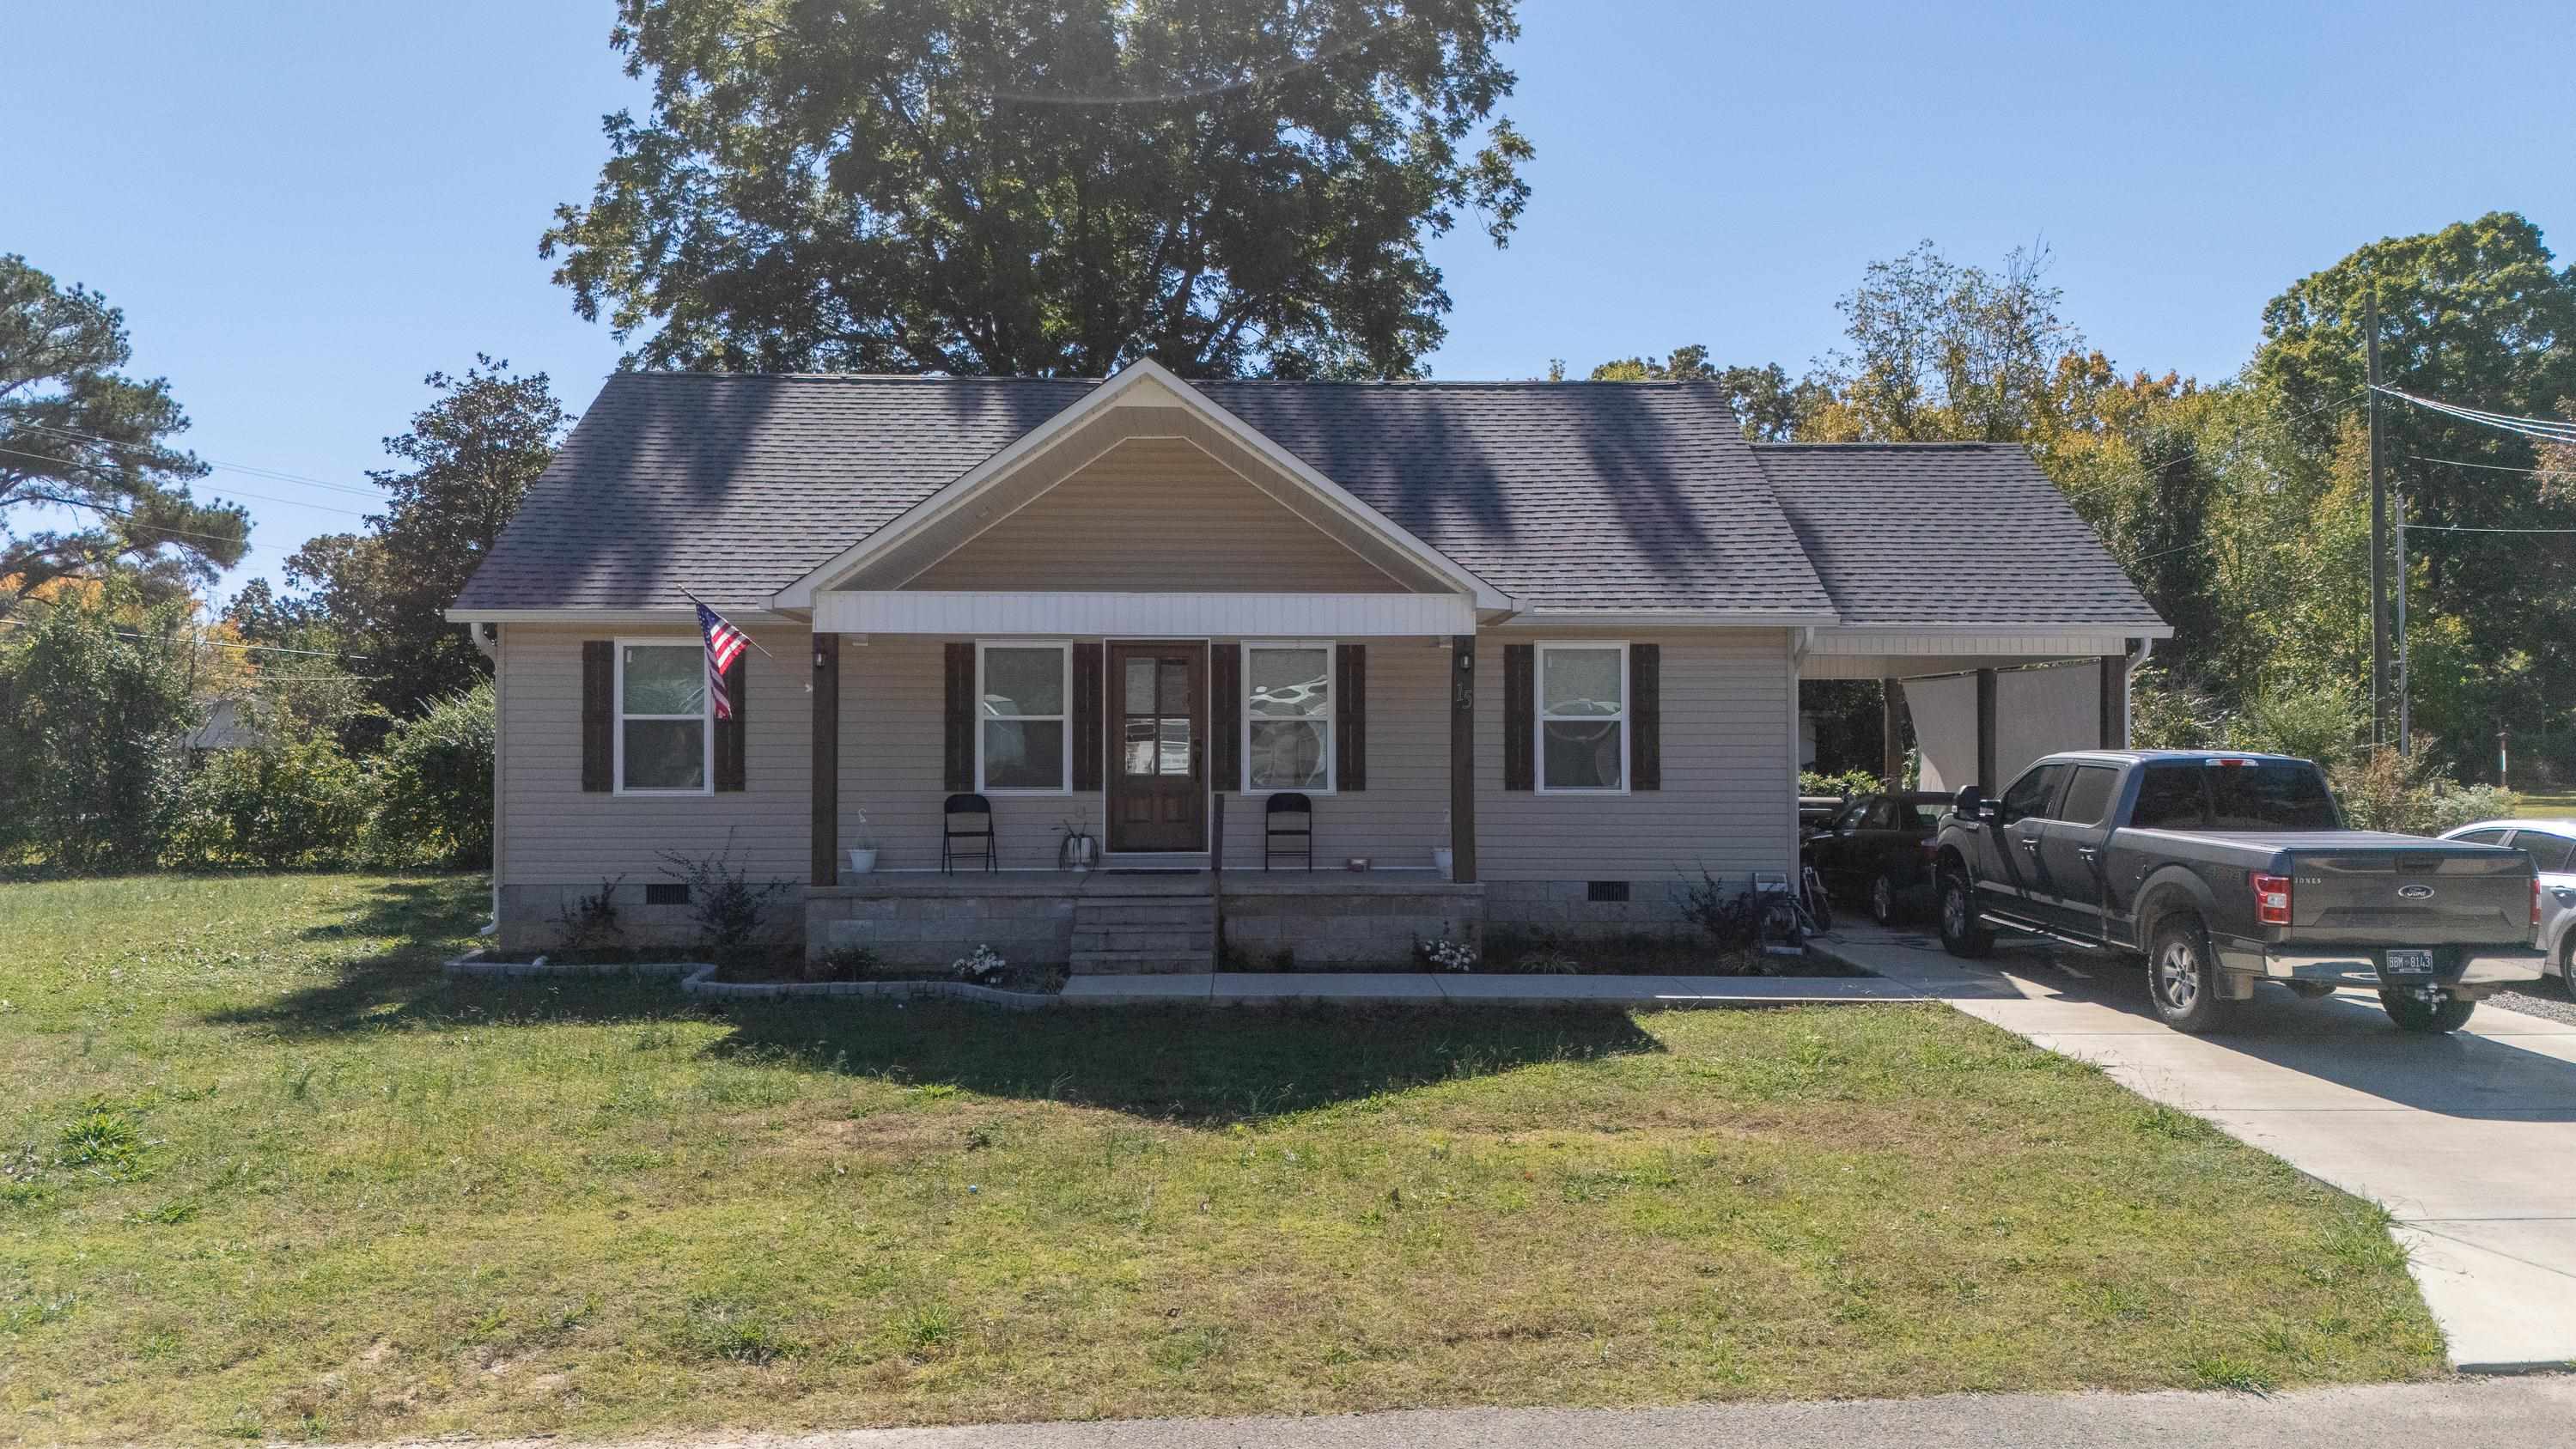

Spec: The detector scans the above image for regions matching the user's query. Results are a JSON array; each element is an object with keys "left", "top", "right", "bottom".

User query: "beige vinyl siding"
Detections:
[
  {"left": 1476, "top": 629, "right": 1794, "bottom": 884},
  {"left": 837, "top": 636, "right": 1093, "bottom": 870},
  {"left": 497, "top": 624, "right": 809, "bottom": 886},
  {"left": 1217, "top": 641, "right": 1447, "bottom": 871},
  {"left": 905, "top": 436, "right": 1407, "bottom": 593}
]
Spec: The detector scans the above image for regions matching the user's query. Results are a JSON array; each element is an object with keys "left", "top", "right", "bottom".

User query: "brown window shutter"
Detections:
[
  {"left": 1336, "top": 643, "right": 1367, "bottom": 791},
  {"left": 1072, "top": 641, "right": 1104, "bottom": 792},
  {"left": 581, "top": 640, "right": 613, "bottom": 792},
  {"left": 1629, "top": 643, "right": 1660, "bottom": 791},
  {"left": 714, "top": 652, "right": 748, "bottom": 792},
  {"left": 1502, "top": 643, "right": 1534, "bottom": 791},
  {"left": 943, "top": 642, "right": 975, "bottom": 791},
  {"left": 1209, "top": 643, "right": 1240, "bottom": 791}
]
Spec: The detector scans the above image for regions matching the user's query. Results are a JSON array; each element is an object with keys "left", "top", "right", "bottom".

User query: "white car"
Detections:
[{"left": 2440, "top": 819, "right": 2576, "bottom": 1001}]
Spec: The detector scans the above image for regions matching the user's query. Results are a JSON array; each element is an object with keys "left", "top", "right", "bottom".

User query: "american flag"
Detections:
[{"left": 694, "top": 601, "right": 749, "bottom": 720}]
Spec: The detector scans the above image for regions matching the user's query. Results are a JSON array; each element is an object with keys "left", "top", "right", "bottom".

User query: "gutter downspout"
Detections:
[
  {"left": 1789, "top": 627, "right": 1812, "bottom": 888},
  {"left": 2122, "top": 637, "right": 2155, "bottom": 750},
  {"left": 469, "top": 623, "right": 502, "bottom": 935}
]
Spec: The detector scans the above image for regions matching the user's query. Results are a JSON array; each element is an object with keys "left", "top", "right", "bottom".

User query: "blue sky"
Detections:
[{"left": 9, "top": 0, "right": 2572, "bottom": 603}]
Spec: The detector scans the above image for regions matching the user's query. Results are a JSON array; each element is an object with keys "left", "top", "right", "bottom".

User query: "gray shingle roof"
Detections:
[
  {"left": 454, "top": 374, "right": 1836, "bottom": 617},
  {"left": 452, "top": 374, "right": 2159, "bottom": 632},
  {"left": 1751, "top": 442, "right": 2165, "bottom": 629}
]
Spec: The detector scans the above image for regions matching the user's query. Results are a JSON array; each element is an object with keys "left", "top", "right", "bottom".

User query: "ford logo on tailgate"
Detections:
[{"left": 2397, "top": 884, "right": 2437, "bottom": 900}]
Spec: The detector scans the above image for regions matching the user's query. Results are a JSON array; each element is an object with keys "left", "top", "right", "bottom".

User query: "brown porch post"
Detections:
[
  {"left": 2098, "top": 654, "right": 2128, "bottom": 749},
  {"left": 1449, "top": 635, "right": 1477, "bottom": 884},
  {"left": 1975, "top": 667, "right": 1999, "bottom": 791},
  {"left": 1879, "top": 677, "right": 1904, "bottom": 788},
  {"left": 811, "top": 632, "right": 840, "bottom": 887}
]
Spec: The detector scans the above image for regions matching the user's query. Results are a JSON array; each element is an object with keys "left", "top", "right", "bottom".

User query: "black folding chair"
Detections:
[
  {"left": 1264, "top": 791, "right": 1313, "bottom": 871},
  {"left": 942, "top": 792, "right": 996, "bottom": 874}
]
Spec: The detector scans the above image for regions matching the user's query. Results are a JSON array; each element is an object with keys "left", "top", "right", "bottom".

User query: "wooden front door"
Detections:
[{"left": 1105, "top": 642, "right": 1207, "bottom": 853}]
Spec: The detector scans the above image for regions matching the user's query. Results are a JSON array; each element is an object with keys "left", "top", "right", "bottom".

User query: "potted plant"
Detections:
[
  {"left": 845, "top": 807, "right": 878, "bottom": 874},
  {"left": 1057, "top": 811, "right": 1099, "bottom": 870}
]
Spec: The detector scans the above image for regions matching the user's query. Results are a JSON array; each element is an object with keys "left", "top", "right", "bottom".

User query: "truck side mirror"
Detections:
[{"left": 1953, "top": 786, "right": 1984, "bottom": 819}]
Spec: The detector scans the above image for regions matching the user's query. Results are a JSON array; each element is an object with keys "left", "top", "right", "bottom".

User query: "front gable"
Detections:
[
  {"left": 904, "top": 434, "right": 1410, "bottom": 593},
  {"left": 772, "top": 362, "right": 1509, "bottom": 612}
]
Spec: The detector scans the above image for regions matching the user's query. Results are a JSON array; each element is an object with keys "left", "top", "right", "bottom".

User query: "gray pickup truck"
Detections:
[{"left": 1934, "top": 750, "right": 2545, "bottom": 1033}]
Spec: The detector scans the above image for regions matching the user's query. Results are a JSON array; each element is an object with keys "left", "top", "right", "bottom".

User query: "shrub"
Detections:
[
  {"left": 365, "top": 682, "right": 495, "bottom": 868},
  {"left": 1416, "top": 935, "right": 1477, "bottom": 972},
  {"left": 810, "top": 945, "right": 882, "bottom": 983},
  {"left": 553, "top": 876, "right": 626, "bottom": 956},
  {"left": 1799, "top": 768, "right": 1880, "bottom": 799},
  {"left": 2329, "top": 748, "right": 2521, "bottom": 836},
  {"left": 1680, "top": 866, "right": 1760, "bottom": 950},
  {"left": 952, "top": 945, "right": 1008, "bottom": 983},
  {"left": 2231, "top": 680, "right": 2363, "bottom": 768},
  {"left": 161, "top": 736, "right": 371, "bottom": 869},
  {"left": 656, "top": 835, "right": 789, "bottom": 965}
]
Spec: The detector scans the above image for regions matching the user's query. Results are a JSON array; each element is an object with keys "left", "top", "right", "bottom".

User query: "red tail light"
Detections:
[
  {"left": 2252, "top": 872, "right": 2293, "bottom": 926},
  {"left": 2539, "top": 879, "right": 2547, "bottom": 930}
]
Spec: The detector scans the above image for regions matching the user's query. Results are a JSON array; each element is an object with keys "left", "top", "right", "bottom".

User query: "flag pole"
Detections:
[{"left": 679, "top": 588, "right": 777, "bottom": 660}]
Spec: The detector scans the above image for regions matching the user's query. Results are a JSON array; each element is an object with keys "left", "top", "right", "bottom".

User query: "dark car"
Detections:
[{"left": 1805, "top": 792, "right": 1952, "bottom": 924}]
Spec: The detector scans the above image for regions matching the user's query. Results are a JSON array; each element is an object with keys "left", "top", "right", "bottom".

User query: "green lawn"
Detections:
[
  {"left": 2513, "top": 790, "right": 2576, "bottom": 819},
  {"left": 0, "top": 874, "right": 2443, "bottom": 1445}
]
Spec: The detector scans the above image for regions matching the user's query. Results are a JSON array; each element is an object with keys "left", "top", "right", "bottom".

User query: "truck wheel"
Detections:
[
  {"left": 2561, "top": 936, "right": 2575, "bottom": 1004},
  {"left": 2380, "top": 990, "right": 2476, "bottom": 1034},
  {"left": 1868, "top": 872, "right": 1900, "bottom": 927},
  {"left": 1937, "top": 869, "right": 1994, "bottom": 959},
  {"left": 2146, "top": 913, "right": 2238, "bottom": 1033}
]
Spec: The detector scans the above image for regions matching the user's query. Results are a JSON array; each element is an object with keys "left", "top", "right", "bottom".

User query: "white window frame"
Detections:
[
  {"left": 612, "top": 637, "right": 713, "bottom": 797},
  {"left": 976, "top": 639, "right": 1073, "bottom": 795},
  {"left": 1239, "top": 640, "right": 1337, "bottom": 795},
  {"left": 1535, "top": 640, "right": 1630, "bottom": 795}
]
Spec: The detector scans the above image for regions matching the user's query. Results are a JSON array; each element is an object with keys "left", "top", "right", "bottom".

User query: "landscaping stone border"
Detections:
[{"left": 440, "top": 950, "right": 1058, "bottom": 1011}]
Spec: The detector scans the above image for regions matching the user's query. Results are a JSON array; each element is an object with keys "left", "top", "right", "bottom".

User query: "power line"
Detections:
[
  {"left": 0, "top": 445, "right": 372, "bottom": 519},
  {"left": 0, "top": 614, "right": 368, "bottom": 660},
  {"left": 5, "top": 421, "right": 387, "bottom": 497},
  {"left": 2400, "top": 523, "right": 2576, "bottom": 535},
  {"left": 2409, "top": 453, "right": 2566, "bottom": 476},
  {"left": 2372, "top": 385, "right": 2576, "bottom": 443}
]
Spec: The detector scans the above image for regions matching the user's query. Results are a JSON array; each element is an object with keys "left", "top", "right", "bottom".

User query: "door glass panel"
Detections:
[
  {"left": 1159, "top": 660, "right": 1190, "bottom": 715},
  {"left": 1998, "top": 764, "right": 2065, "bottom": 824},
  {"left": 1124, "top": 658, "right": 1155, "bottom": 715},
  {"left": 1158, "top": 717, "right": 1192, "bottom": 775},
  {"left": 1123, "top": 719, "right": 1156, "bottom": 776}
]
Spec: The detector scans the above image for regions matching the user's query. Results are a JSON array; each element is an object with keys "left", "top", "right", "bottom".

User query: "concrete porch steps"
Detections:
[{"left": 1070, "top": 892, "right": 1216, "bottom": 974}]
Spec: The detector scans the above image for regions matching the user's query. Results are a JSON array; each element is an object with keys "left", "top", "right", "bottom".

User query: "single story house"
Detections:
[{"left": 448, "top": 361, "right": 2166, "bottom": 970}]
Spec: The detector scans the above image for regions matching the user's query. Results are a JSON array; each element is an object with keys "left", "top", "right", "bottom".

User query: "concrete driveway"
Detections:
[{"left": 1821, "top": 922, "right": 2576, "bottom": 1373}]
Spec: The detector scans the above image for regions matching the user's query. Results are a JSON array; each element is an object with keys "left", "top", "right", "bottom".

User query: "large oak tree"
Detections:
[{"left": 542, "top": 0, "right": 1532, "bottom": 379}]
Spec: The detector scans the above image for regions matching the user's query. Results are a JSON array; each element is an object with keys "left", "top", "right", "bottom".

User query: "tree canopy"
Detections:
[
  {"left": 0, "top": 254, "right": 247, "bottom": 614},
  {"left": 541, "top": 0, "right": 1532, "bottom": 379},
  {"left": 233, "top": 358, "right": 568, "bottom": 719}
]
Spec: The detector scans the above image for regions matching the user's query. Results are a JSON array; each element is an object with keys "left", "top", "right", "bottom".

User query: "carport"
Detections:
[{"left": 1753, "top": 441, "right": 2173, "bottom": 794}]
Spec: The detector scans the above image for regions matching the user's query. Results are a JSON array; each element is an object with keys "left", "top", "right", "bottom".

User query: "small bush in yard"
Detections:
[
  {"left": 161, "top": 736, "right": 371, "bottom": 869},
  {"left": 2329, "top": 747, "right": 2521, "bottom": 835},
  {"left": 656, "top": 833, "right": 788, "bottom": 965},
  {"left": 364, "top": 682, "right": 495, "bottom": 868},
  {"left": 553, "top": 876, "right": 626, "bottom": 956},
  {"left": 1511, "top": 945, "right": 1580, "bottom": 974},
  {"left": 810, "top": 945, "right": 883, "bottom": 983}
]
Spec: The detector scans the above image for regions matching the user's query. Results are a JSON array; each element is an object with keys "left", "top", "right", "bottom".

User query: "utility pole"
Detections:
[
  {"left": 2394, "top": 484, "right": 2410, "bottom": 753},
  {"left": 2366, "top": 291, "right": 2388, "bottom": 750}
]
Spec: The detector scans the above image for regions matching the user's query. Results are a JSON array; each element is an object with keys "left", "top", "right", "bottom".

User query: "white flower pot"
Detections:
[
  {"left": 845, "top": 848, "right": 879, "bottom": 874},
  {"left": 1433, "top": 847, "right": 1454, "bottom": 880}
]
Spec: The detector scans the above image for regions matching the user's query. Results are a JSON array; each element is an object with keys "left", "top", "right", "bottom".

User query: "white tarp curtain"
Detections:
[{"left": 1907, "top": 660, "right": 2107, "bottom": 793}]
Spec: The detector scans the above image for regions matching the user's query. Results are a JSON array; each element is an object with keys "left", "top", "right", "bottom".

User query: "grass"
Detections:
[
  {"left": 2512, "top": 789, "right": 2576, "bottom": 819},
  {"left": 0, "top": 874, "right": 2445, "bottom": 1444}
]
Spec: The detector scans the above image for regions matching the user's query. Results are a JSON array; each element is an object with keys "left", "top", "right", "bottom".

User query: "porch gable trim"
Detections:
[{"left": 770, "top": 360, "right": 1513, "bottom": 612}]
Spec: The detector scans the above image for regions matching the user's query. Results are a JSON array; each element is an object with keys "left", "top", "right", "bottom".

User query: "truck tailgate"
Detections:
[{"left": 2287, "top": 844, "right": 2532, "bottom": 945}]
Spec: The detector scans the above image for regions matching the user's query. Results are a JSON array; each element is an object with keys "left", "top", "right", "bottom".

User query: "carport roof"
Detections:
[{"left": 1751, "top": 442, "right": 2167, "bottom": 630}]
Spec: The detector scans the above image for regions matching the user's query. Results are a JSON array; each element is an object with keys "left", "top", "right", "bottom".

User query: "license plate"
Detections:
[{"left": 2386, "top": 949, "right": 2436, "bottom": 976}]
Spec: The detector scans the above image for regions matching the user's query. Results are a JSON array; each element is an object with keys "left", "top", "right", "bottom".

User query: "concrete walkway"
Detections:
[
  {"left": 1059, "top": 968, "right": 1921, "bottom": 1007},
  {"left": 347, "top": 1377, "right": 2576, "bottom": 1449},
  {"left": 1817, "top": 922, "right": 2576, "bottom": 1374}
]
